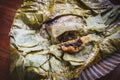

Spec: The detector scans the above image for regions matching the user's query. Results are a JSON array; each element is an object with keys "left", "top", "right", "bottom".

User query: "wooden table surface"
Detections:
[{"left": 0, "top": 0, "right": 120, "bottom": 80}]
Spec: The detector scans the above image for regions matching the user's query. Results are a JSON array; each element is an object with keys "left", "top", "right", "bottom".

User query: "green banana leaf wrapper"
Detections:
[{"left": 10, "top": 0, "right": 120, "bottom": 80}]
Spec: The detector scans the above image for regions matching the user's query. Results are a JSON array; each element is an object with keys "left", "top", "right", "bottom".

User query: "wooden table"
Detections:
[{"left": 0, "top": 0, "right": 120, "bottom": 80}]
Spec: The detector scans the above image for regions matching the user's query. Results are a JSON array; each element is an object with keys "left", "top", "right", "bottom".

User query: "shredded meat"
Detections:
[{"left": 59, "top": 38, "right": 83, "bottom": 53}]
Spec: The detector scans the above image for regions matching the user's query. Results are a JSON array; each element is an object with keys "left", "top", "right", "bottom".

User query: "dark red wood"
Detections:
[{"left": 0, "top": 0, "right": 22, "bottom": 80}]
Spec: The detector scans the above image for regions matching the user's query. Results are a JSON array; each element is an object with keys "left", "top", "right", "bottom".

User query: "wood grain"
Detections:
[
  {"left": 0, "top": 0, "right": 22, "bottom": 80},
  {"left": 0, "top": 0, "right": 120, "bottom": 80}
]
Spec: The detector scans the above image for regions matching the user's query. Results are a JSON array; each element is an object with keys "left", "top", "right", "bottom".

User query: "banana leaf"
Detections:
[{"left": 10, "top": 0, "right": 120, "bottom": 80}]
